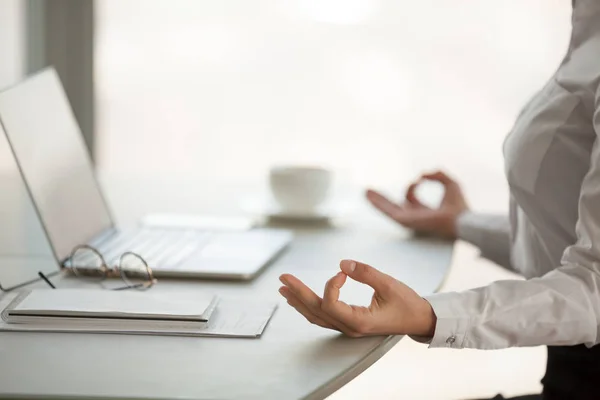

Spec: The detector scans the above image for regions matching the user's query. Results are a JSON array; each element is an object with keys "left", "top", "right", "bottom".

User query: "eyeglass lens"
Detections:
[
  {"left": 67, "top": 246, "right": 108, "bottom": 284},
  {"left": 118, "top": 252, "right": 154, "bottom": 290}
]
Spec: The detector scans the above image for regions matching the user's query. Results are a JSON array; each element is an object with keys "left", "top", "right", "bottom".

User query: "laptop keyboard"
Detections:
[{"left": 90, "top": 229, "right": 213, "bottom": 269}]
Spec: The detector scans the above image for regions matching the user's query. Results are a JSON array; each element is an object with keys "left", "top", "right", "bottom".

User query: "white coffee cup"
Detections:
[{"left": 269, "top": 166, "right": 332, "bottom": 212}]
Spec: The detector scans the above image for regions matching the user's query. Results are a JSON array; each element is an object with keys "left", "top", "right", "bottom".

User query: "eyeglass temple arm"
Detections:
[{"left": 38, "top": 271, "right": 56, "bottom": 289}]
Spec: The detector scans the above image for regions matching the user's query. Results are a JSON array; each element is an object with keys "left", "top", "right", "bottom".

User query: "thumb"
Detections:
[{"left": 339, "top": 260, "right": 392, "bottom": 293}]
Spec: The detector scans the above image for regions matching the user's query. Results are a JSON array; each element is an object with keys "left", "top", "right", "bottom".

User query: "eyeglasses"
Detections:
[{"left": 42, "top": 244, "right": 157, "bottom": 291}]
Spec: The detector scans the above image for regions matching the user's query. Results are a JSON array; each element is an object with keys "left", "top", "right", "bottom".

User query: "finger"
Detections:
[
  {"left": 323, "top": 272, "right": 347, "bottom": 306},
  {"left": 279, "top": 287, "right": 336, "bottom": 330},
  {"left": 339, "top": 259, "right": 393, "bottom": 294},
  {"left": 279, "top": 274, "right": 322, "bottom": 308},
  {"left": 367, "top": 189, "right": 437, "bottom": 232},
  {"left": 321, "top": 272, "right": 359, "bottom": 325},
  {"left": 280, "top": 274, "right": 360, "bottom": 336},
  {"left": 366, "top": 189, "right": 404, "bottom": 218},
  {"left": 405, "top": 181, "right": 428, "bottom": 209},
  {"left": 421, "top": 170, "right": 456, "bottom": 186},
  {"left": 320, "top": 296, "right": 362, "bottom": 332},
  {"left": 366, "top": 189, "right": 430, "bottom": 227}
]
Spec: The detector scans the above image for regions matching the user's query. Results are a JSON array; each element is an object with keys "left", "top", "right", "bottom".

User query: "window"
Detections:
[{"left": 96, "top": 0, "right": 570, "bottom": 210}]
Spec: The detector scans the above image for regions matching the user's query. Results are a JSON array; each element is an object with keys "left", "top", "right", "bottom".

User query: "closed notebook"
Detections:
[{"left": 1, "top": 289, "right": 218, "bottom": 330}]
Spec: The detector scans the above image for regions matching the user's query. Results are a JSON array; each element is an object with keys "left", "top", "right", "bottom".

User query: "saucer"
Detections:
[
  {"left": 240, "top": 196, "right": 352, "bottom": 222},
  {"left": 262, "top": 205, "right": 333, "bottom": 222}
]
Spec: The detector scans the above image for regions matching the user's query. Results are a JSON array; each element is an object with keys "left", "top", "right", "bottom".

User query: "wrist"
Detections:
[
  {"left": 415, "top": 298, "right": 437, "bottom": 338},
  {"left": 449, "top": 209, "right": 470, "bottom": 240},
  {"left": 424, "top": 299, "right": 437, "bottom": 337}
]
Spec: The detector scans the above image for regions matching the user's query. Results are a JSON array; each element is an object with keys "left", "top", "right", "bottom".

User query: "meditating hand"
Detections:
[{"left": 279, "top": 259, "right": 436, "bottom": 338}]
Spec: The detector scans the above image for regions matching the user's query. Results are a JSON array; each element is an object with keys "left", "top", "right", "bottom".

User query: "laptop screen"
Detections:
[{"left": 0, "top": 68, "right": 113, "bottom": 262}]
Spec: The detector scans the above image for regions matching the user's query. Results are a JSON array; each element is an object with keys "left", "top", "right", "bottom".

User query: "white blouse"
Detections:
[{"left": 425, "top": 0, "right": 600, "bottom": 349}]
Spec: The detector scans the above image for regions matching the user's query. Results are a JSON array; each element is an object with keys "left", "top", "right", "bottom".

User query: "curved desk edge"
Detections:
[
  {"left": 304, "top": 241, "right": 455, "bottom": 400},
  {"left": 304, "top": 334, "right": 403, "bottom": 400}
]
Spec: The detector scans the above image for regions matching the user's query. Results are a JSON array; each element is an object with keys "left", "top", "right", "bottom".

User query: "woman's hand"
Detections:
[
  {"left": 366, "top": 170, "right": 469, "bottom": 239},
  {"left": 278, "top": 259, "right": 436, "bottom": 337}
]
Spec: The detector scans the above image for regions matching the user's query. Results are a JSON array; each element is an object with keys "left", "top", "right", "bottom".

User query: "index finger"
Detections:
[
  {"left": 321, "top": 273, "right": 364, "bottom": 331},
  {"left": 323, "top": 272, "right": 347, "bottom": 305},
  {"left": 405, "top": 181, "right": 428, "bottom": 209},
  {"left": 421, "top": 170, "right": 456, "bottom": 186}
]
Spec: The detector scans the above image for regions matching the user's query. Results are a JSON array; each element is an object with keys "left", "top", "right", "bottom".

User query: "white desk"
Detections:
[{"left": 0, "top": 176, "right": 453, "bottom": 400}]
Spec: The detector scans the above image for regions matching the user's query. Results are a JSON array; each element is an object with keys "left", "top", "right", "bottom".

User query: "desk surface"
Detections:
[{"left": 0, "top": 177, "right": 453, "bottom": 400}]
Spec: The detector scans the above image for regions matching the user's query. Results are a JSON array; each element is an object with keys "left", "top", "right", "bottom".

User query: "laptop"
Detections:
[{"left": 0, "top": 68, "right": 292, "bottom": 281}]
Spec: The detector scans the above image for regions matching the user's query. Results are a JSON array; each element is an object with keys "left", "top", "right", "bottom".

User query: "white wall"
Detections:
[
  {"left": 0, "top": 0, "right": 24, "bottom": 172},
  {"left": 0, "top": 0, "right": 24, "bottom": 88}
]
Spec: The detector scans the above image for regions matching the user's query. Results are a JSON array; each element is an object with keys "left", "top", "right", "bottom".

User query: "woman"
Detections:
[{"left": 277, "top": 1, "right": 600, "bottom": 399}]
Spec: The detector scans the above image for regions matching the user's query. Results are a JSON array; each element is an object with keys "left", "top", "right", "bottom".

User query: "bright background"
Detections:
[{"left": 95, "top": 0, "right": 571, "bottom": 213}]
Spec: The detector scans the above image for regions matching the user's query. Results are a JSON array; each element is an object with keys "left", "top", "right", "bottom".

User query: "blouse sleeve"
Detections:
[
  {"left": 456, "top": 212, "right": 513, "bottom": 271},
  {"left": 422, "top": 88, "right": 600, "bottom": 350}
]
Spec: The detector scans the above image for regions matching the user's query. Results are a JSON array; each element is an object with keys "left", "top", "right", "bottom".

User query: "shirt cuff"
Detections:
[
  {"left": 456, "top": 211, "right": 486, "bottom": 246},
  {"left": 422, "top": 292, "right": 472, "bottom": 349}
]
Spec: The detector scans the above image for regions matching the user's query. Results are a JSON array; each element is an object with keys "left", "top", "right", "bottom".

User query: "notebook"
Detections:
[
  {"left": 2, "top": 289, "right": 218, "bottom": 330},
  {"left": 0, "top": 290, "right": 277, "bottom": 338}
]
